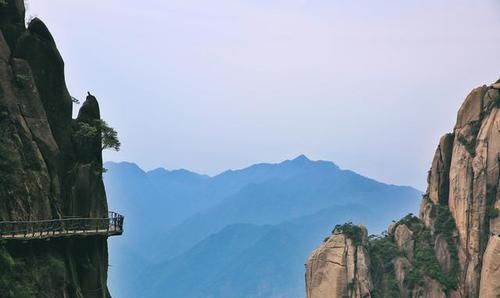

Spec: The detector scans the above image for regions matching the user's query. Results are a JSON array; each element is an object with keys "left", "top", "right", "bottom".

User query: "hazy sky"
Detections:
[{"left": 28, "top": 0, "right": 500, "bottom": 189}]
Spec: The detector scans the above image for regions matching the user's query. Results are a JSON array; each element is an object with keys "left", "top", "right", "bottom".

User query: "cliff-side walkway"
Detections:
[{"left": 0, "top": 212, "right": 124, "bottom": 240}]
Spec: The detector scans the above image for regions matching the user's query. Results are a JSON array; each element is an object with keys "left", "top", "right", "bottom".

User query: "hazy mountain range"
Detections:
[{"left": 104, "top": 155, "right": 421, "bottom": 298}]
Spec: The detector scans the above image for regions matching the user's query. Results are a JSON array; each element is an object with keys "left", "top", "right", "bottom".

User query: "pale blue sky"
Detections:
[{"left": 28, "top": 0, "right": 500, "bottom": 189}]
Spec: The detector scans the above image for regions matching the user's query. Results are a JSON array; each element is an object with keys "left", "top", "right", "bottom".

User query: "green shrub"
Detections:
[
  {"left": 404, "top": 229, "right": 457, "bottom": 291},
  {"left": 74, "top": 121, "right": 99, "bottom": 138},
  {"left": 0, "top": 243, "right": 66, "bottom": 298},
  {"left": 333, "top": 222, "right": 363, "bottom": 246},
  {"left": 434, "top": 207, "right": 455, "bottom": 238},
  {"left": 397, "top": 213, "right": 422, "bottom": 232},
  {"left": 369, "top": 234, "right": 399, "bottom": 272},
  {"left": 0, "top": 244, "right": 35, "bottom": 298},
  {"left": 370, "top": 209, "right": 459, "bottom": 294},
  {"left": 74, "top": 119, "right": 121, "bottom": 151},
  {"left": 488, "top": 207, "right": 500, "bottom": 218},
  {"left": 347, "top": 281, "right": 354, "bottom": 292},
  {"left": 0, "top": 245, "right": 14, "bottom": 271},
  {"left": 368, "top": 234, "right": 400, "bottom": 298},
  {"left": 434, "top": 206, "right": 460, "bottom": 290},
  {"left": 487, "top": 185, "right": 499, "bottom": 220}
]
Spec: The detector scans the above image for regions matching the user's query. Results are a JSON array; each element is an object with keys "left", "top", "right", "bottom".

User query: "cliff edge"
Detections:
[
  {"left": 306, "top": 80, "right": 500, "bottom": 298},
  {"left": 0, "top": 1, "right": 112, "bottom": 297}
]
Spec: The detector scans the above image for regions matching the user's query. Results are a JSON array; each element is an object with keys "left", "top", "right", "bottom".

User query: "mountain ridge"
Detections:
[
  {"left": 105, "top": 155, "right": 422, "bottom": 297},
  {"left": 105, "top": 153, "right": 418, "bottom": 191}
]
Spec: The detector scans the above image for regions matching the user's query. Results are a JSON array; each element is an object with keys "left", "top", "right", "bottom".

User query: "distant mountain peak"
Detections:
[
  {"left": 147, "top": 167, "right": 209, "bottom": 180},
  {"left": 104, "top": 161, "right": 146, "bottom": 173},
  {"left": 283, "top": 154, "right": 313, "bottom": 166},
  {"left": 283, "top": 155, "right": 342, "bottom": 171},
  {"left": 293, "top": 154, "right": 310, "bottom": 162}
]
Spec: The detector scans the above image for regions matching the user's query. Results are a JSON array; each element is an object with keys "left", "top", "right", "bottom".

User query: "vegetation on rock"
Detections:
[
  {"left": 306, "top": 82, "right": 500, "bottom": 298},
  {"left": 350, "top": 211, "right": 459, "bottom": 296},
  {"left": 434, "top": 206, "right": 460, "bottom": 289},
  {"left": 0, "top": 242, "right": 66, "bottom": 298},
  {"left": 487, "top": 185, "right": 500, "bottom": 220},
  {"left": 456, "top": 120, "right": 481, "bottom": 155},
  {"left": 368, "top": 234, "right": 400, "bottom": 298},
  {"left": 333, "top": 222, "right": 363, "bottom": 246},
  {"left": 405, "top": 230, "right": 447, "bottom": 290},
  {"left": 74, "top": 119, "right": 121, "bottom": 151},
  {"left": 396, "top": 213, "right": 421, "bottom": 232}
]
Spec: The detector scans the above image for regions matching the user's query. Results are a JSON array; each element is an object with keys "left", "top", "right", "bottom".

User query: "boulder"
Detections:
[
  {"left": 419, "top": 197, "right": 436, "bottom": 229},
  {"left": 426, "top": 133, "right": 454, "bottom": 205},
  {"left": 455, "top": 85, "right": 487, "bottom": 129},
  {"left": 393, "top": 257, "right": 411, "bottom": 297},
  {"left": 306, "top": 233, "right": 350, "bottom": 298},
  {"left": 434, "top": 235, "right": 451, "bottom": 274},
  {"left": 306, "top": 227, "right": 372, "bottom": 298},
  {"left": 394, "top": 224, "right": 414, "bottom": 260}
]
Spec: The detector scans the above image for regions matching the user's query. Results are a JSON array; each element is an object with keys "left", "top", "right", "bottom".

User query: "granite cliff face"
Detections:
[
  {"left": 306, "top": 225, "right": 372, "bottom": 298},
  {"left": 306, "top": 81, "right": 500, "bottom": 298},
  {"left": 0, "top": 1, "right": 111, "bottom": 297}
]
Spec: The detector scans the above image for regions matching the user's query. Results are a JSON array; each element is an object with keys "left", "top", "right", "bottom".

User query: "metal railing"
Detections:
[{"left": 0, "top": 211, "right": 124, "bottom": 240}]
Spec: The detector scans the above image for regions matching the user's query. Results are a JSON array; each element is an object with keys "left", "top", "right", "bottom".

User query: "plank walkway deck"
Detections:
[{"left": 0, "top": 211, "right": 124, "bottom": 240}]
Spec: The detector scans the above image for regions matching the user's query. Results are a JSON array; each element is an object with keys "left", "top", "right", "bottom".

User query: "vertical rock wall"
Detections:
[
  {"left": 305, "top": 81, "right": 500, "bottom": 298},
  {"left": 0, "top": 1, "right": 111, "bottom": 297},
  {"left": 306, "top": 226, "right": 373, "bottom": 298}
]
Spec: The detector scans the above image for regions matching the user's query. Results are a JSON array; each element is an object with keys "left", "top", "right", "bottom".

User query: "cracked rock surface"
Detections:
[{"left": 306, "top": 80, "right": 500, "bottom": 298}]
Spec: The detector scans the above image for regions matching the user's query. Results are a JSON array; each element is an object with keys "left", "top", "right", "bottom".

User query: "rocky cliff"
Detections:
[
  {"left": 306, "top": 80, "right": 500, "bottom": 298},
  {"left": 306, "top": 224, "right": 372, "bottom": 298},
  {"left": 0, "top": 1, "right": 111, "bottom": 297}
]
